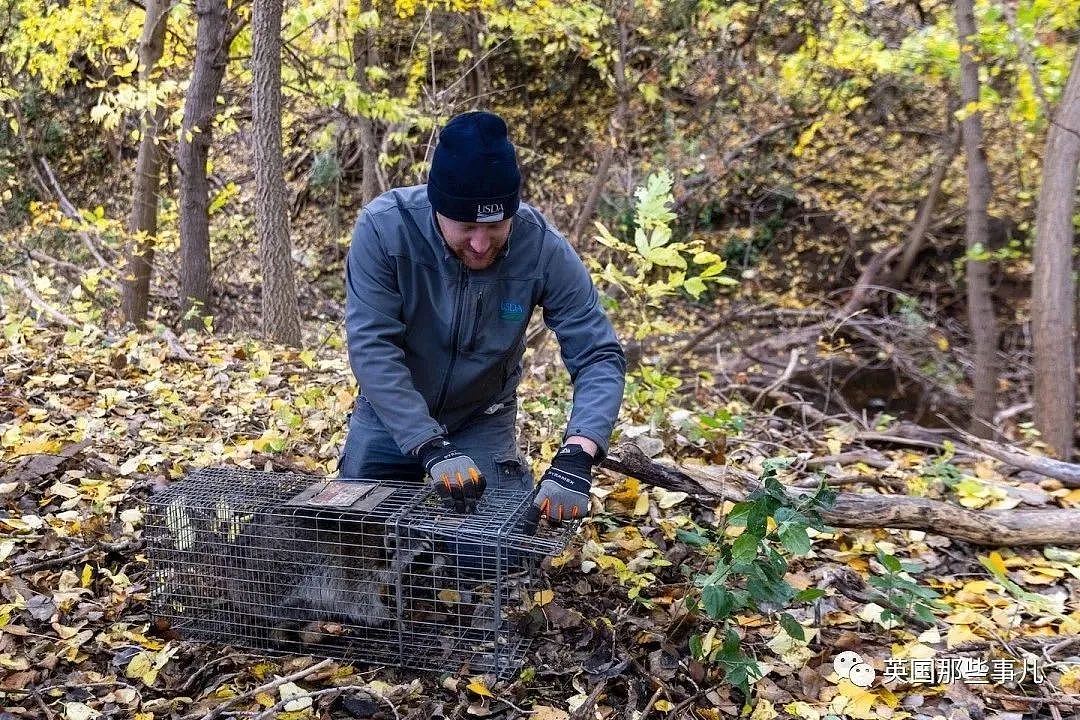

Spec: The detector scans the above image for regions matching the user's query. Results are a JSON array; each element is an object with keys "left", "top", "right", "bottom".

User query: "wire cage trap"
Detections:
[{"left": 145, "top": 467, "right": 573, "bottom": 678}]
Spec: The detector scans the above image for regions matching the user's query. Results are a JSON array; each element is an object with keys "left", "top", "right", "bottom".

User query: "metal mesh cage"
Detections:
[{"left": 145, "top": 468, "right": 573, "bottom": 678}]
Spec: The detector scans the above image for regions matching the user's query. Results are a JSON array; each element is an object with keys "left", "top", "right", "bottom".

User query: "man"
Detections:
[{"left": 340, "top": 110, "right": 626, "bottom": 528}]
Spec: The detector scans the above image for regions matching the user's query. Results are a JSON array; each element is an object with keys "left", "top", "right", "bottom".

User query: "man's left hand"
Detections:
[{"left": 523, "top": 444, "right": 594, "bottom": 534}]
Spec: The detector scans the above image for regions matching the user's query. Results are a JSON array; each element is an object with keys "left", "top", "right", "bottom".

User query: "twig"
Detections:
[
  {"left": 1041, "top": 684, "right": 1064, "bottom": 720},
  {"left": 728, "top": 384, "right": 833, "bottom": 425},
  {"left": 979, "top": 691, "right": 1080, "bottom": 708},
  {"left": 12, "top": 546, "right": 96, "bottom": 574},
  {"left": 568, "top": 678, "right": 609, "bottom": 720},
  {"left": 993, "top": 401, "right": 1033, "bottom": 426},
  {"left": 803, "top": 451, "right": 891, "bottom": 470},
  {"left": 638, "top": 686, "right": 664, "bottom": 720},
  {"left": 159, "top": 326, "right": 196, "bottom": 362},
  {"left": 838, "top": 244, "right": 901, "bottom": 317},
  {"left": 190, "top": 657, "right": 333, "bottom": 720},
  {"left": 855, "top": 431, "right": 959, "bottom": 453},
  {"left": 177, "top": 655, "right": 243, "bottom": 697},
  {"left": 1047, "top": 635, "right": 1080, "bottom": 659},
  {"left": 249, "top": 685, "right": 401, "bottom": 720},
  {"left": 954, "top": 428, "right": 1080, "bottom": 488},
  {"left": 494, "top": 694, "right": 532, "bottom": 715},
  {"left": 7, "top": 274, "right": 80, "bottom": 328},
  {"left": 667, "top": 685, "right": 718, "bottom": 718},
  {"left": 32, "top": 690, "right": 58, "bottom": 720},
  {"left": 38, "top": 156, "right": 114, "bottom": 272},
  {"left": 28, "top": 249, "right": 122, "bottom": 293},
  {"left": 752, "top": 349, "right": 801, "bottom": 410}
]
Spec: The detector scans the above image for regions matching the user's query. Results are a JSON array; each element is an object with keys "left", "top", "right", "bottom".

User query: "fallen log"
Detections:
[
  {"left": 956, "top": 430, "right": 1080, "bottom": 488},
  {"left": 601, "top": 443, "right": 1080, "bottom": 547},
  {"left": 861, "top": 423, "right": 1080, "bottom": 488}
]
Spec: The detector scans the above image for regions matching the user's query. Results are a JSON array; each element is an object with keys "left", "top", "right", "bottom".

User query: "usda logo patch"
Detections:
[{"left": 499, "top": 301, "right": 525, "bottom": 322}]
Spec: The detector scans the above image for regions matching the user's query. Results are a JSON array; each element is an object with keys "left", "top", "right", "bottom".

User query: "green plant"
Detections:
[
  {"left": 687, "top": 458, "right": 835, "bottom": 700},
  {"left": 920, "top": 451, "right": 964, "bottom": 489},
  {"left": 682, "top": 407, "right": 746, "bottom": 443},
  {"left": 623, "top": 366, "right": 683, "bottom": 423},
  {"left": 869, "top": 549, "right": 947, "bottom": 626},
  {"left": 591, "top": 171, "right": 736, "bottom": 340}
]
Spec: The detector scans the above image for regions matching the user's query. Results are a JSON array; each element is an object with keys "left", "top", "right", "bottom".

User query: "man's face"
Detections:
[{"left": 436, "top": 212, "right": 512, "bottom": 270}]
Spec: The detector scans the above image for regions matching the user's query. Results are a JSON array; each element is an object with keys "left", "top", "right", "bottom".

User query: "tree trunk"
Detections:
[
  {"left": 570, "top": 7, "right": 629, "bottom": 244},
  {"left": 464, "top": 11, "right": 488, "bottom": 105},
  {"left": 177, "top": 0, "right": 234, "bottom": 331},
  {"left": 954, "top": 0, "right": 999, "bottom": 438},
  {"left": 1033, "top": 48, "right": 1080, "bottom": 459},
  {"left": 252, "top": 0, "right": 301, "bottom": 346},
  {"left": 351, "top": 1, "right": 381, "bottom": 207},
  {"left": 121, "top": 0, "right": 169, "bottom": 327},
  {"left": 892, "top": 124, "right": 960, "bottom": 284}
]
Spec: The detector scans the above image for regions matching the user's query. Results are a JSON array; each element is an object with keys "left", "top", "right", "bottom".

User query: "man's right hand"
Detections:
[{"left": 416, "top": 437, "right": 486, "bottom": 513}]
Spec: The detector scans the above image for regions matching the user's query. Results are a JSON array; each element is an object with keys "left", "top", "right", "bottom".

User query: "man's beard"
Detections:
[{"left": 453, "top": 245, "right": 501, "bottom": 269}]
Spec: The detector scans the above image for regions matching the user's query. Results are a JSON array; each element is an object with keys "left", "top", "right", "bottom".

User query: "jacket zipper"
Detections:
[
  {"left": 467, "top": 291, "right": 483, "bottom": 351},
  {"left": 434, "top": 265, "right": 467, "bottom": 417}
]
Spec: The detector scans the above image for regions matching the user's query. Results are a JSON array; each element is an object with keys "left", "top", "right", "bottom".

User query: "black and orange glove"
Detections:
[
  {"left": 416, "top": 437, "right": 486, "bottom": 513},
  {"left": 523, "top": 444, "right": 593, "bottom": 534}
]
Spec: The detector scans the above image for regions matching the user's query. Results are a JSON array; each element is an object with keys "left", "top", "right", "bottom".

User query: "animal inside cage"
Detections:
[{"left": 146, "top": 468, "right": 572, "bottom": 678}]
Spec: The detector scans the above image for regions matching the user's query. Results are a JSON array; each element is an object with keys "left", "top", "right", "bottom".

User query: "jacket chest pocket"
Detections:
[{"left": 459, "top": 285, "right": 528, "bottom": 358}]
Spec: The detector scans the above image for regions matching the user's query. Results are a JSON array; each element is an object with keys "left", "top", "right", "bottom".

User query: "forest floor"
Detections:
[{"left": 2, "top": 294, "right": 1080, "bottom": 720}]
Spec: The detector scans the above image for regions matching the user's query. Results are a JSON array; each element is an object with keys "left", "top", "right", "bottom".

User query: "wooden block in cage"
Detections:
[{"left": 285, "top": 479, "right": 397, "bottom": 510}]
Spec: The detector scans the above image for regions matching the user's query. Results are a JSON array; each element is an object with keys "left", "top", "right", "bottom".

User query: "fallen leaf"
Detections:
[
  {"left": 532, "top": 589, "right": 554, "bottom": 606},
  {"left": 530, "top": 705, "right": 569, "bottom": 720},
  {"left": 783, "top": 701, "right": 821, "bottom": 720},
  {"left": 63, "top": 702, "right": 99, "bottom": 720},
  {"left": 466, "top": 677, "right": 493, "bottom": 698},
  {"left": 125, "top": 652, "right": 156, "bottom": 686},
  {"left": 749, "top": 698, "right": 777, "bottom": 720},
  {"left": 830, "top": 679, "right": 877, "bottom": 719},
  {"left": 279, "top": 681, "right": 312, "bottom": 711},
  {"left": 652, "top": 488, "right": 688, "bottom": 509}
]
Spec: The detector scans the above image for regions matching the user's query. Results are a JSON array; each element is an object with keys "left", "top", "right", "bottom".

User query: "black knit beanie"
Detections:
[{"left": 427, "top": 111, "right": 521, "bottom": 223}]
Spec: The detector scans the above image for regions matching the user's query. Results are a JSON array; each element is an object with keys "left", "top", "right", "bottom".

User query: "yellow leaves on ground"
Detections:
[
  {"left": 748, "top": 698, "right": 777, "bottom": 720},
  {"left": 604, "top": 478, "right": 688, "bottom": 514},
  {"left": 766, "top": 625, "right": 816, "bottom": 669},
  {"left": 829, "top": 679, "right": 896, "bottom": 719},
  {"left": 438, "top": 588, "right": 462, "bottom": 605},
  {"left": 466, "top": 677, "right": 494, "bottom": 698},
  {"left": 250, "top": 662, "right": 279, "bottom": 680},
  {"left": 254, "top": 691, "right": 277, "bottom": 708},
  {"left": 2, "top": 325, "right": 355, "bottom": 478},
  {"left": 652, "top": 487, "right": 688, "bottom": 509},
  {"left": 1061, "top": 665, "right": 1080, "bottom": 694},
  {"left": 9, "top": 438, "right": 63, "bottom": 457},
  {"left": 531, "top": 589, "right": 555, "bottom": 606},
  {"left": 124, "top": 643, "right": 178, "bottom": 686},
  {"left": 578, "top": 527, "right": 670, "bottom": 600},
  {"left": 784, "top": 701, "right": 821, "bottom": 720},
  {"left": 1060, "top": 488, "right": 1080, "bottom": 507}
]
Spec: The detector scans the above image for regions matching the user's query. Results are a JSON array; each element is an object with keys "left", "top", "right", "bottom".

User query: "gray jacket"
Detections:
[{"left": 345, "top": 185, "right": 626, "bottom": 457}]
